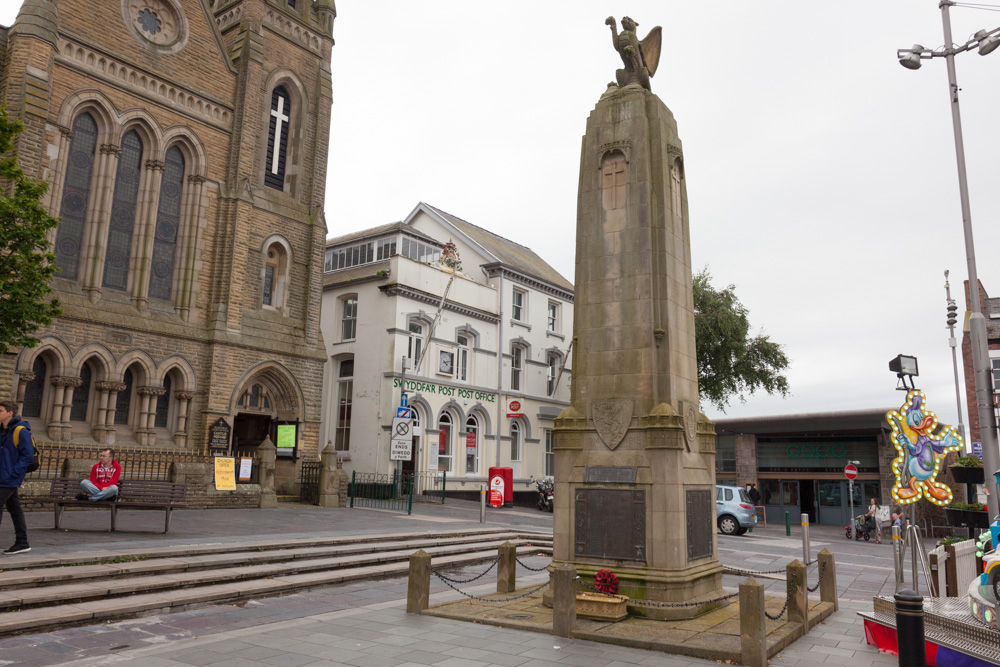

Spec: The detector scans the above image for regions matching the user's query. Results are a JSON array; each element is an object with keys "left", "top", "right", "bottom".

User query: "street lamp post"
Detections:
[
  {"left": 944, "top": 271, "right": 967, "bottom": 445},
  {"left": 898, "top": 1, "right": 1000, "bottom": 518}
]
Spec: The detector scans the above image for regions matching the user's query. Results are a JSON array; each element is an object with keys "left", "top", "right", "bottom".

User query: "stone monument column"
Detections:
[{"left": 553, "top": 17, "right": 722, "bottom": 619}]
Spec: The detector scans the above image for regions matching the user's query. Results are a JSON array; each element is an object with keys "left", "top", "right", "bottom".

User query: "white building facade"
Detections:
[{"left": 319, "top": 203, "right": 574, "bottom": 495}]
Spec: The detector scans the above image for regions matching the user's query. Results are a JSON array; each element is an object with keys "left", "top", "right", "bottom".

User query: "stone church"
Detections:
[{"left": 0, "top": 0, "right": 334, "bottom": 492}]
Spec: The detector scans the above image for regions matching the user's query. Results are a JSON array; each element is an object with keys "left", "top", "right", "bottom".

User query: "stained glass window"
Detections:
[
  {"left": 114, "top": 368, "right": 134, "bottom": 425},
  {"left": 70, "top": 364, "right": 92, "bottom": 422},
  {"left": 56, "top": 113, "right": 98, "bottom": 280},
  {"left": 103, "top": 131, "right": 143, "bottom": 290},
  {"left": 154, "top": 375, "right": 171, "bottom": 428},
  {"left": 149, "top": 147, "right": 185, "bottom": 300},
  {"left": 262, "top": 265, "right": 275, "bottom": 306},
  {"left": 265, "top": 87, "right": 290, "bottom": 190},
  {"left": 22, "top": 357, "right": 47, "bottom": 419}
]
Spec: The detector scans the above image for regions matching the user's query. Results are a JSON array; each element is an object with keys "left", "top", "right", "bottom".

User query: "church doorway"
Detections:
[{"left": 232, "top": 413, "right": 273, "bottom": 454}]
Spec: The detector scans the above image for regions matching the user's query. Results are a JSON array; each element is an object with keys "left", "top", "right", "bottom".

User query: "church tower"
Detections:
[{"left": 0, "top": 0, "right": 335, "bottom": 494}]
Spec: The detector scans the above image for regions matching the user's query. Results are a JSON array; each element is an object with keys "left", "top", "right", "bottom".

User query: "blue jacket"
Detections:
[{"left": 0, "top": 416, "right": 34, "bottom": 488}]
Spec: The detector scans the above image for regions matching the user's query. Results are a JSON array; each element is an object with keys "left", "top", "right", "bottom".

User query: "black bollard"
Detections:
[{"left": 894, "top": 589, "right": 925, "bottom": 667}]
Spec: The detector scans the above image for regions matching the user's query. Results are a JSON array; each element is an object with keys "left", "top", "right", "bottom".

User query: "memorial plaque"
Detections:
[
  {"left": 584, "top": 466, "right": 637, "bottom": 484},
  {"left": 686, "top": 489, "right": 713, "bottom": 561},
  {"left": 209, "top": 417, "right": 231, "bottom": 456},
  {"left": 574, "top": 488, "right": 646, "bottom": 562}
]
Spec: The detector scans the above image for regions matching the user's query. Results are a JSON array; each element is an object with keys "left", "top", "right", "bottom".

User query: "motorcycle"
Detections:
[{"left": 533, "top": 477, "right": 553, "bottom": 512}]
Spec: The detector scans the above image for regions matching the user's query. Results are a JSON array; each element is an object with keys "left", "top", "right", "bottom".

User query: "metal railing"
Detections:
[
  {"left": 25, "top": 443, "right": 213, "bottom": 481},
  {"left": 350, "top": 470, "right": 414, "bottom": 514},
  {"left": 299, "top": 461, "right": 322, "bottom": 504},
  {"left": 233, "top": 449, "right": 261, "bottom": 485},
  {"left": 402, "top": 471, "right": 447, "bottom": 504}
]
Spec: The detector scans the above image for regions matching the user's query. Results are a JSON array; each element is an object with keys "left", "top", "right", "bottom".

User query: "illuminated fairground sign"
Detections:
[{"left": 885, "top": 390, "right": 963, "bottom": 506}]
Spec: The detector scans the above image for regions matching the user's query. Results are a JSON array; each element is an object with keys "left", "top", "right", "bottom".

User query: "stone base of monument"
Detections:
[
  {"left": 426, "top": 583, "right": 834, "bottom": 663},
  {"left": 575, "top": 592, "right": 629, "bottom": 621}
]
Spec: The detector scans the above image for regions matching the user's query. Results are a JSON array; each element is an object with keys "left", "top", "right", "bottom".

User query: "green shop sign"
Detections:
[
  {"left": 392, "top": 377, "right": 496, "bottom": 403},
  {"left": 785, "top": 444, "right": 848, "bottom": 459}
]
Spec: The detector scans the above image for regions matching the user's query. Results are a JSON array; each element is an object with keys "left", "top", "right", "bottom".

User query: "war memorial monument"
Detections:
[{"left": 552, "top": 16, "right": 723, "bottom": 619}]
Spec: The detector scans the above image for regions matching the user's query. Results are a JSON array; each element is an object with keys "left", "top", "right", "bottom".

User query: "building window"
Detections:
[
  {"left": 456, "top": 335, "right": 469, "bottom": 382},
  {"left": 55, "top": 113, "right": 98, "bottom": 280},
  {"left": 511, "top": 345, "right": 524, "bottom": 391},
  {"left": 22, "top": 357, "right": 48, "bottom": 419},
  {"left": 544, "top": 429, "right": 554, "bottom": 477},
  {"left": 149, "top": 146, "right": 185, "bottom": 300},
  {"left": 154, "top": 375, "right": 172, "bottom": 428},
  {"left": 264, "top": 86, "right": 290, "bottom": 190},
  {"left": 103, "top": 130, "right": 144, "bottom": 291},
  {"left": 547, "top": 302, "right": 558, "bottom": 333},
  {"left": 325, "top": 241, "right": 374, "bottom": 272},
  {"left": 335, "top": 359, "right": 353, "bottom": 451},
  {"left": 465, "top": 416, "right": 479, "bottom": 474},
  {"left": 510, "top": 421, "right": 521, "bottom": 463},
  {"left": 70, "top": 363, "right": 93, "bottom": 422},
  {"left": 408, "top": 321, "right": 423, "bottom": 370},
  {"left": 262, "top": 242, "right": 288, "bottom": 309},
  {"left": 546, "top": 353, "right": 559, "bottom": 397},
  {"left": 400, "top": 237, "right": 441, "bottom": 264},
  {"left": 992, "top": 358, "right": 1000, "bottom": 390},
  {"left": 376, "top": 237, "right": 396, "bottom": 260},
  {"left": 238, "top": 383, "right": 271, "bottom": 410},
  {"left": 342, "top": 297, "right": 358, "bottom": 340},
  {"left": 114, "top": 368, "right": 135, "bottom": 426},
  {"left": 437, "top": 413, "right": 453, "bottom": 472},
  {"left": 512, "top": 289, "right": 525, "bottom": 321}
]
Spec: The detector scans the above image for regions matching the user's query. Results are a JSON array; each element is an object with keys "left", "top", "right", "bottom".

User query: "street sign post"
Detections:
[
  {"left": 845, "top": 463, "right": 858, "bottom": 540},
  {"left": 390, "top": 417, "right": 413, "bottom": 462}
]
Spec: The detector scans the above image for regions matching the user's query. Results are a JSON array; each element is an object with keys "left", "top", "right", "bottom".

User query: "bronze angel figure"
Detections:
[{"left": 605, "top": 16, "right": 662, "bottom": 92}]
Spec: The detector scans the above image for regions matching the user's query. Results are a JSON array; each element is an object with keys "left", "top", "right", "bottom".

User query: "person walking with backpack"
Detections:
[{"left": 0, "top": 400, "right": 33, "bottom": 554}]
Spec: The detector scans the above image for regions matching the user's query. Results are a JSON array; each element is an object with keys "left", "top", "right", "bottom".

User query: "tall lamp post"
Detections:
[
  {"left": 944, "top": 271, "right": 967, "bottom": 445},
  {"left": 897, "top": 1, "right": 1000, "bottom": 518}
]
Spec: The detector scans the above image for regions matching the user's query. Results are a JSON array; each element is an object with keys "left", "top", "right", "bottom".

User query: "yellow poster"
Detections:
[
  {"left": 215, "top": 457, "right": 236, "bottom": 490},
  {"left": 276, "top": 423, "right": 296, "bottom": 449}
]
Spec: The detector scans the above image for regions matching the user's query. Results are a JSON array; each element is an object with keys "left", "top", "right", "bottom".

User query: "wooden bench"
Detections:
[{"left": 34, "top": 478, "right": 187, "bottom": 533}]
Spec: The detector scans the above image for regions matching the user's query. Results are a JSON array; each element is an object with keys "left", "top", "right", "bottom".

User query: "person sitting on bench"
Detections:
[{"left": 76, "top": 448, "right": 121, "bottom": 501}]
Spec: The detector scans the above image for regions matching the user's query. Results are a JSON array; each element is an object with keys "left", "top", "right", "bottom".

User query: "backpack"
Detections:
[{"left": 14, "top": 425, "right": 40, "bottom": 474}]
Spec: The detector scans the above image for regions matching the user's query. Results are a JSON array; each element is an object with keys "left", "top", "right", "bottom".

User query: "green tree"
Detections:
[
  {"left": 694, "top": 268, "right": 788, "bottom": 411},
  {"left": 0, "top": 109, "right": 61, "bottom": 354}
]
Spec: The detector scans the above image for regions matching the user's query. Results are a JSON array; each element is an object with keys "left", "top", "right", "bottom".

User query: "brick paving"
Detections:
[{"left": 0, "top": 501, "right": 925, "bottom": 665}]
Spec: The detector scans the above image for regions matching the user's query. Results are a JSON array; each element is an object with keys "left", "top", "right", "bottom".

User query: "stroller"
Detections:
[{"left": 845, "top": 513, "right": 876, "bottom": 541}]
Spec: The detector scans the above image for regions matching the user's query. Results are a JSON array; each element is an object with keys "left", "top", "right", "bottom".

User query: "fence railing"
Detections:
[
  {"left": 403, "top": 471, "right": 447, "bottom": 504},
  {"left": 350, "top": 470, "right": 413, "bottom": 514},
  {"left": 299, "top": 461, "right": 322, "bottom": 504},
  {"left": 927, "top": 543, "right": 949, "bottom": 597},
  {"left": 25, "top": 443, "right": 213, "bottom": 481},
  {"left": 950, "top": 539, "right": 980, "bottom": 596}
]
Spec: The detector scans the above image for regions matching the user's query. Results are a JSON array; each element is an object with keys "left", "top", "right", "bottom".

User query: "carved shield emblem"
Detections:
[
  {"left": 682, "top": 401, "right": 698, "bottom": 452},
  {"left": 592, "top": 399, "right": 633, "bottom": 450}
]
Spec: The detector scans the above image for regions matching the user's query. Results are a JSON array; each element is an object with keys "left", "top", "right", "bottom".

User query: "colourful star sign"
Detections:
[{"left": 886, "top": 390, "right": 963, "bottom": 506}]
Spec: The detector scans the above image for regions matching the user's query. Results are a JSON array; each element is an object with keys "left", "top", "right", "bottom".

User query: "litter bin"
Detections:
[{"left": 488, "top": 467, "right": 514, "bottom": 508}]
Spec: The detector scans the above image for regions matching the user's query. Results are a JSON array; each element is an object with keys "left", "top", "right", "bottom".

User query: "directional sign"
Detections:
[
  {"left": 844, "top": 463, "right": 858, "bottom": 480},
  {"left": 396, "top": 407, "right": 411, "bottom": 418},
  {"left": 390, "top": 417, "right": 413, "bottom": 461}
]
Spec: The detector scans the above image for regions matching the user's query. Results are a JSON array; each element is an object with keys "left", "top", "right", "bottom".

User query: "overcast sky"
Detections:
[{"left": 6, "top": 1, "right": 1000, "bottom": 432}]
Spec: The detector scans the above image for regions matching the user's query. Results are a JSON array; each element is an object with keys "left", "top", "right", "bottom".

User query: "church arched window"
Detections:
[
  {"left": 70, "top": 363, "right": 93, "bottom": 422},
  {"left": 149, "top": 146, "right": 185, "bottom": 300},
  {"left": 264, "top": 86, "right": 291, "bottom": 190},
  {"left": 22, "top": 357, "right": 47, "bottom": 419},
  {"left": 103, "top": 130, "right": 144, "bottom": 291},
  {"left": 114, "top": 367, "right": 135, "bottom": 426},
  {"left": 55, "top": 113, "right": 98, "bottom": 280}
]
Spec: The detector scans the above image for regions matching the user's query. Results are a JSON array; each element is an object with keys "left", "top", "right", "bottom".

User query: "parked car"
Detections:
[{"left": 716, "top": 484, "right": 757, "bottom": 536}]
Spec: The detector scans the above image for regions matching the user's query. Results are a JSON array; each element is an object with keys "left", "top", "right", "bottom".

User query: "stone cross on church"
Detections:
[{"left": 270, "top": 96, "right": 289, "bottom": 175}]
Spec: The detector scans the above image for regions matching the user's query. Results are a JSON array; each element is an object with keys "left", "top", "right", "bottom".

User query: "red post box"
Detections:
[{"left": 488, "top": 467, "right": 514, "bottom": 508}]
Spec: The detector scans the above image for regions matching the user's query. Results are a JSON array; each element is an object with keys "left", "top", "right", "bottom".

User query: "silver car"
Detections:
[{"left": 716, "top": 484, "right": 757, "bottom": 536}]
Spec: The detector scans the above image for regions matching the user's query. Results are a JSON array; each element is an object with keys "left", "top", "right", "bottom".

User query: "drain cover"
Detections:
[{"left": 506, "top": 614, "right": 531, "bottom": 619}]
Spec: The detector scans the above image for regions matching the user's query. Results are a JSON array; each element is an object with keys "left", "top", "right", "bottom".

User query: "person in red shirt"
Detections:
[{"left": 76, "top": 448, "right": 122, "bottom": 501}]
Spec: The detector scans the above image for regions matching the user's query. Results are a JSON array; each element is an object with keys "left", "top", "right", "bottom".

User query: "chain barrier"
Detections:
[
  {"left": 431, "top": 569, "right": 551, "bottom": 602},
  {"left": 430, "top": 556, "right": 501, "bottom": 585},
  {"left": 515, "top": 555, "right": 551, "bottom": 572},
  {"left": 807, "top": 561, "right": 827, "bottom": 593},
  {"left": 723, "top": 564, "right": 789, "bottom": 577},
  {"left": 764, "top": 586, "right": 794, "bottom": 621},
  {"left": 576, "top": 577, "right": 739, "bottom": 608}
]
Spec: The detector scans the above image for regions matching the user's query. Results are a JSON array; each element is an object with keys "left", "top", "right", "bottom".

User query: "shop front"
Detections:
[{"left": 715, "top": 409, "right": 893, "bottom": 528}]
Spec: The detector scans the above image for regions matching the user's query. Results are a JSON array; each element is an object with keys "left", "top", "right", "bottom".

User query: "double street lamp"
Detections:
[{"left": 897, "top": 1, "right": 1000, "bottom": 518}]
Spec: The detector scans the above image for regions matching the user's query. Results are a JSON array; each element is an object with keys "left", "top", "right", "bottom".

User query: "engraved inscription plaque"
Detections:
[
  {"left": 574, "top": 488, "right": 646, "bottom": 562},
  {"left": 584, "top": 466, "right": 637, "bottom": 484},
  {"left": 686, "top": 489, "right": 713, "bottom": 561}
]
